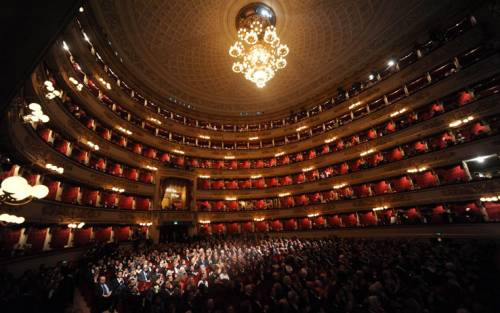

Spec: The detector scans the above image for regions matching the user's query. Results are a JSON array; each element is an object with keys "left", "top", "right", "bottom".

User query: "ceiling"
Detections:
[{"left": 88, "top": 0, "right": 468, "bottom": 118}]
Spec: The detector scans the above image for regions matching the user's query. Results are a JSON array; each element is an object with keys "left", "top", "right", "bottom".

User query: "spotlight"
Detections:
[{"left": 387, "top": 59, "right": 396, "bottom": 67}]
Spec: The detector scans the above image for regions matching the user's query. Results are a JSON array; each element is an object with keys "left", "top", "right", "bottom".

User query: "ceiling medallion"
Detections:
[{"left": 229, "top": 3, "right": 289, "bottom": 88}]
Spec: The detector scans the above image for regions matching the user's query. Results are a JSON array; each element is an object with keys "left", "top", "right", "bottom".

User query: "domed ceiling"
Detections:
[{"left": 88, "top": 0, "right": 466, "bottom": 118}]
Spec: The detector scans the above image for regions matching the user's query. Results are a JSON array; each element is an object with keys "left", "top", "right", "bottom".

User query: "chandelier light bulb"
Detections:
[
  {"left": 1, "top": 176, "right": 29, "bottom": 194},
  {"left": 31, "top": 184, "right": 49, "bottom": 199},
  {"left": 244, "top": 30, "right": 259, "bottom": 45}
]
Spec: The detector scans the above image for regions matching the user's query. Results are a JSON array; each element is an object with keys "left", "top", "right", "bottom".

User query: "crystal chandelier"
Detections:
[{"left": 229, "top": 3, "right": 289, "bottom": 88}]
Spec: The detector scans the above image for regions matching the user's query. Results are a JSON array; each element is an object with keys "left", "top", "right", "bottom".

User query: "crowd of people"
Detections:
[{"left": 83, "top": 236, "right": 500, "bottom": 313}]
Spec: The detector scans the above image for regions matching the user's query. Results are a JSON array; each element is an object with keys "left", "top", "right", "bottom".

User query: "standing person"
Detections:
[{"left": 95, "top": 275, "right": 113, "bottom": 313}]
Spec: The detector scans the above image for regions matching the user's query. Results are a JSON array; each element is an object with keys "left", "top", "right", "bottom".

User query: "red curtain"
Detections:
[
  {"left": 113, "top": 226, "right": 130, "bottom": 241},
  {"left": 45, "top": 179, "right": 60, "bottom": 200},
  {"left": 73, "top": 228, "right": 91, "bottom": 246},
  {"left": 94, "top": 227, "right": 112, "bottom": 242},
  {"left": 50, "top": 227, "right": 70, "bottom": 249},
  {"left": 284, "top": 219, "right": 297, "bottom": 231},
  {"left": 226, "top": 223, "right": 240, "bottom": 234},
  {"left": 484, "top": 202, "right": 500, "bottom": 221},
  {"left": 299, "top": 218, "right": 312, "bottom": 230},
  {"left": 270, "top": 220, "right": 283, "bottom": 231},
  {"left": 0, "top": 228, "right": 21, "bottom": 250},
  {"left": 37, "top": 127, "right": 52, "bottom": 142},
  {"left": 27, "top": 228, "right": 47, "bottom": 251},
  {"left": 255, "top": 221, "right": 269, "bottom": 232},
  {"left": 241, "top": 222, "right": 254, "bottom": 232}
]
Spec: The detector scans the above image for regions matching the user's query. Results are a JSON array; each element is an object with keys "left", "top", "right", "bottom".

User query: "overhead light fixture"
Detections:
[
  {"left": 278, "top": 192, "right": 290, "bottom": 197},
  {"left": 79, "top": 6, "right": 84, "bottom": 13},
  {"left": 407, "top": 167, "right": 427, "bottom": 173},
  {"left": 449, "top": 116, "right": 474, "bottom": 128},
  {"left": 249, "top": 136, "right": 259, "bottom": 141},
  {"left": 165, "top": 187, "right": 177, "bottom": 193},
  {"left": 390, "top": 108, "right": 407, "bottom": 117},
  {"left": 275, "top": 152, "right": 285, "bottom": 157},
  {"left": 0, "top": 176, "right": 49, "bottom": 205},
  {"left": 360, "top": 149, "right": 375, "bottom": 157},
  {"left": 387, "top": 59, "right": 396, "bottom": 67},
  {"left": 111, "top": 187, "right": 125, "bottom": 193},
  {"left": 44, "top": 80, "right": 62, "bottom": 100},
  {"left": 229, "top": 3, "right": 288, "bottom": 88},
  {"left": 23, "top": 102, "right": 50, "bottom": 124},
  {"left": 302, "top": 167, "right": 314, "bottom": 172},
  {"left": 198, "top": 175, "right": 211, "bottom": 179},
  {"left": 68, "top": 77, "right": 84, "bottom": 91},
  {"left": 86, "top": 141, "right": 99, "bottom": 151},
  {"left": 68, "top": 222, "right": 85, "bottom": 229},
  {"left": 333, "top": 183, "right": 347, "bottom": 189},
  {"left": 296, "top": 126, "right": 308, "bottom": 132},
  {"left": 253, "top": 217, "right": 265, "bottom": 222},
  {"left": 224, "top": 155, "right": 235, "bottom": 160},
  {"left": 62, "top": 41, "right": 69, "bottom": 51},
  {"left": 251, "top": 174, "right": 262, "bottom": 179},
  {"left": 348, "top": 101, "right": 362, "bottom": 110},
  {"left": 373, "top": 205, "right": 388, "bottom": 211},
  {"left": 172, "top": 149, "right": 184, "bottom": 155},
  {"left": 116, "top": 126, "right": 132, "bottom": 135},
  {"left": 148, "top": 117, "right": 162, "bottom": 125},
  {"left": 145, "top": 165, "right": 158, "bottom": 171},
  {"left": 199, "top": 135, "right": 210, "bottom": 140},
  {"left": 307, "top": 213, "right": 319, "bottom": 218},
  {"left": 45, "top": 163, "right": 64, "bottom": 174},
  {"left": 97, "top": 77, "right": 111, "bottom": 90},
  {"left": 468, "top": 155, "right": 496, "bottom": 163},
  {"left": 0, "top": 213, "right": 25, "bottom": 224},
  {"left": 324, "top": 136, "right": 337, "bottom": 144},
  {"left": 225, "top": 197, "right": 237, "bottom": 201},
  {"left": 368, "top": 74, "right": 375, "bottom": 80},
  {"left": 199, "top": 220, "right": 211, "bottom": 224},
  {"left": 139, "top": 222, "right": 153, "bottom": 226}
]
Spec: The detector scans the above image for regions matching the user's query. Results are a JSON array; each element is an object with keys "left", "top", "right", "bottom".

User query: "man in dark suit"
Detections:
[
  {"left": 109, "top": 271, "right": 126, "bottom": 312},
  {"left": 95, "top": 275, "right": 112, "bottom": 313}
]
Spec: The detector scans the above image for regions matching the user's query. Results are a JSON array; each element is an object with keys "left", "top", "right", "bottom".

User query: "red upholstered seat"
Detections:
[
  {"left": 212, "top": 223, "right": 224, "bottom": 234},
  {"left": 92, "top": 157, "right": 106, "bottom": 171},
  {"left": 413, "top": 171, "right": 439, "bottom": 188},
  {"left": 226, "top": 201, "right": 238, "bottom": 211},
  {"left": 132, "top": 143, "right": 142, "bottom": 154},
  {"left": 118, "top": 195, "right": 134, "bottom": 209},
  {"left": 108, "top": 163, "right": 123, "bottom": 176},
  {"left": 240, "top": 160, "right": 251, "bottom": 168},
  {"left": 373, "top": 180, "right": 391, "bottom": 195},
  {"left": 353, "top": 184, "right": 371, "bottom": 198},
  {"left": 280, "top": 155, "right": 290, "bottom": 165},
  {"left": 313, "top": 216, "right": 326, "bottom": 228},
  {"left": 99, "top": 128, "right": 111, "bottom": 140},
  {"left": 457, "top": 90, "right": 473, "bottom": 105},
  {"left": 94, "top": 227, "right": 112, "bottom": 242},
  {"left": 327, "top": 215, "right": 341, "bottom": 227},
  {"left": 349, "top": 159, "right": 365, "bottom": 172},
  {"left": 255, "top": 221, "right": 268, "bottom": 232},
  {"left": 334, "top": 140, "right": 344, "bottom": 151},
  {"left": 321, "top": 145, "right": 330, "bottom": 154},
  {"left": 341, "top": 213, "right": 358, "bottom": 227},
  {"left": 71, "top": 148, "right": 88, "bottom": 163},
  {"left": 337, "top": 162, "right": 348, "bottom": 175},
  {"left": 367, "top": 128, "right": 377, "bottom": 140},
  {"left": 61, "top": 185, "right": 80, "bottom": 204},
  {"left": 213, "top": 201, "right": 224, "bottom": 211},
  {"left": 270, "top": 220, "right": 283, "bottom": 231},
  {"left": 402, "top": 207, "right": 422, "bottom": 223},
  {"left": 281, "top": 196, "right": 295, "bottom": 208},
  {"left": 228, "top": 160, "right": 238, "bottom": 170},
  {"left": 269, "top": 158, "right": 277, "bottom": 167},
  {"left": 295, "top": 194, "right": 309, "bottom": 206},
  {"left": 239, "top": 179, "right": 252, "bottom": 189},
  {"left": 322, "top": 190, "right": 338, "bottom": 202},
  {"left": 54, "top": 138, "right": 70, "bottom": 155},
  {"left": 308, "top": 150, "right": 316, "bottom": 159},
  {"left": 124, "top": 168, "right": 138, "bottom": 181},
  {"left": 391, "top": 176, "right": 413, "bottom": 192},
  {"left": 255, "top": 199, "right": 266, "bottom": 210},
  {"left": 484, "top": 202, "right": 500, "bottom": 221},
  {"left": 438, "top": 165, "right": 469, "bottom": 184},
  {"left": 44, "top": 179, "right": 60, "bottom": 200},
  {"left": 470, "top": 122, "right": 491, "bottom": 136},
  {"left": 310, "top": 192, "right": 321, "bottom": 203},
  {"left": 367, "top": 152, "right": 384, "bottom": 167},
  {"left": 281, "top": 176, "right": 293, "bottom": 185},
  {"left": 197, "top": 201, "right": 211, "bottom": 211},
  {"left": 200, "top": 179, "right": 210, "bottom": 190},
  {"left": 214, "top": 160, "right": 224, "bottom": 169},
  {"left": 175, "top": 156, "right": 185, "bottom": 167},
  {"left": 189, "top": 158, "right": 199, "bottom": 167},
  {"left": 385, "top": 121, "right": 396, "bottom": 133},
  {"left": 139, "top": 172, "right": 154, "bottom": 184},
  {"left": 267, "top": 177, "right": 279, "bottom": 187},
  {"left": 135, "top": 197, "right": 151, "bottom": 211},
  {"left": 359, "top": 211, "right": 377, "bottom": 226},
  {"left": 254, "top": 159, "right": 264, "bottom": 168},
  {"left": 295, "top": 173, "right": 306, "bottom": 184},
  {"left": 117, "top": 136, "right": 127, "bottom": 147},
  {"left": 339, "top": 187, "right": 354, "bottom": 199},
  {"left": 225, "top": 180, "right": 238, "bottom": 190},
  {"left": 387, "top": 147, "right": 404, "bottom": 162},
  {"left": 37, "top": 127, "right": 53, "bottom": 142},
  {"left": 254, "top": 178, "right": 266, "bottom": 188},
  {"left": 160, "top": 153, "right": 171, "bottom": 162},
  {"left": 102, "top": 192, "right": 118, "bottom": 208},
  {"left": 73, "top": 228, "right": 91, "bottom": 246},
  {"left": 81, "top": 188, "right": 99, "bottom": 206},
  {"left": 144, "top": 148, "right": 157, "bottom": 159},
  {"left": 211, "top": 180, "right": 224, "bottom": 190},
  {"left": 23, "top": 172, "right": 39, "bottom": 186},
  {"left": 0, "top": 228, "right": 21, "bottom": 250}
]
